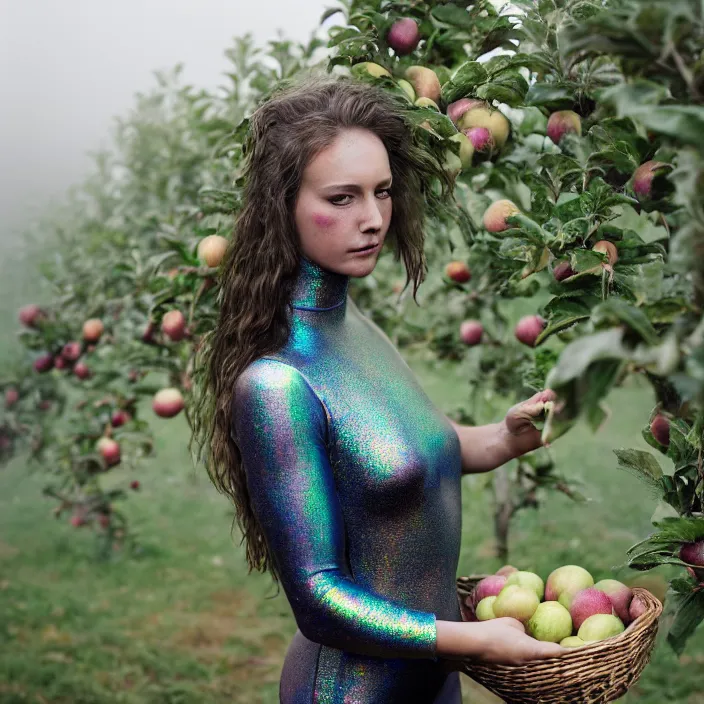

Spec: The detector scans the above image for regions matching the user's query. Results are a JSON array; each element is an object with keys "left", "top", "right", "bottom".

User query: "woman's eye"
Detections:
[{"left": 329, "top": 189, "right": 392, "bottom": 206}]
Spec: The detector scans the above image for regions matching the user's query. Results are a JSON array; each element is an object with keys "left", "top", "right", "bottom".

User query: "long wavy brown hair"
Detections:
[{"left": 189, "top": 70, "right": 464, "bottom": 587}]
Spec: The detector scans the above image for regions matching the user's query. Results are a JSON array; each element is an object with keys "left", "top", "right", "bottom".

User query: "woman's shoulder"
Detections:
[
  {"left": 232, "top": 357, "right": 327, "bottom": 440},
  {"left": 234, "top": 357, "right": 317, "bottom": 405}
]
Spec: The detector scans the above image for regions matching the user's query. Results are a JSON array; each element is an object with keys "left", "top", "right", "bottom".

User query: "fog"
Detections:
[{"left": 0, "top": 0, "right": 331, "bottom": 242}]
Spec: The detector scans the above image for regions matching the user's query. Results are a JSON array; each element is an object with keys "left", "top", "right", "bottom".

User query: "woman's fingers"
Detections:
[
  {"left": 495, "top": 617, "right": 525, "bottom": 633},
  {"left": 536, "top": 642, "right": 569, "bottom": 659}
]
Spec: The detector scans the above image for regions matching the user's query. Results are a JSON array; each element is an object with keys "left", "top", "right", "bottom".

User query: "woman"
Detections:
[{"left": 191, "top": 73, "right": 566, "bottom": 703}]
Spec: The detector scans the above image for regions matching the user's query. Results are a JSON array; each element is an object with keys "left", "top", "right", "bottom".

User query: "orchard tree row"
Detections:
[{"left": 2, "top": 0, "right": 703, "bottom": 651}]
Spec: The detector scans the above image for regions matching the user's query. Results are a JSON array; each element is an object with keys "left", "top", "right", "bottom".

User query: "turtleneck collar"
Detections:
[{"left": 291, "top": 255, "right": 349, "bottom": 312}]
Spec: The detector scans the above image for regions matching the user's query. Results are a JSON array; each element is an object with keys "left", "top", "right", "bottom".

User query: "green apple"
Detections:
[
  {"left": 560, "top": 636, "right": 586, "bottom": 648},
  {"left": 505, "top": 570, "right": 545, "bottom": 601},
  {"left": 414, "top": 97, "right": 439, "bottom": 111},
  {"left": 448, "top": 132, "right": 474, "bottom": 171},
  {"left": 577, "top": 614, "right": 625, "bottom": 642},
  {"left": 475, "top": 596, "right": 497, "bottom": 621},
  {"left": 492, "top": 585, "right": 540, "bottom": 623},
  {"left": 527, "top": 601, "right": 573, "bottom": 643},
  {"left": 397, "top": 79, "right": 416, "bottom": 102},
  {"left": 354, "top": 62, "right": 392, "bottom": 79},
  {"left": 545, "top": 565, "right": 594, "bottom": 601}
]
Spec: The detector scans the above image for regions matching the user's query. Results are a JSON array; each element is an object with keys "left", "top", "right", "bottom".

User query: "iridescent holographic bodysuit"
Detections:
[{"left": 231, "top": 255, "right": 464, "bottom": 703}]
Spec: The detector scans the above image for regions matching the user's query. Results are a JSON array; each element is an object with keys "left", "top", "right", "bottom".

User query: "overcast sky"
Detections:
[{"left": 0, "top": 0, "right": 331, "bottom": 241}]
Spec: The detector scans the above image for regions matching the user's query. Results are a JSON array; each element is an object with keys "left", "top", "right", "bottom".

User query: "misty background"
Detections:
[{"left": 0, "top": 1, "right": 330, "bottom": 351}]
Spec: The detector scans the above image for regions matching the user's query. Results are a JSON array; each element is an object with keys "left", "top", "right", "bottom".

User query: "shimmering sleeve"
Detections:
[{"left": 232, "top": 359, "right": 437, "bottom": 660}]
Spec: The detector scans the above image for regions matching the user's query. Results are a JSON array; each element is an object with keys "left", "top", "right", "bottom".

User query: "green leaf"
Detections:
[
  {"left": 602, "top": 82, "right": 704, "bottom": 146},
  {"left": 570, "top": 249, "right": 604, "bottom": 273},
  {"left": 406, "top": 108, "right": 457, "bottom": 139},
  {"left": 509, "top": 53, "right": 555, "bottom": 74},
  {"left": 536, "top": 296, "right": 596, "bottom": 344},
  {"left": 481, "top": 55, "right": 512, "bottom": 78},
  {"left": 666, "top": 589, "right": 704, "bottom": 656},
  {"left": 591, "top": 299, "right": 659, "bottom": 345},
  {"left": 599, "top": 80, "right": 671, "bottom": 110},
  {"left": 583, "top": 360, "right": 623, "bottom": 431},
  {"left": 650, "top": 516, "right": 704, "bottom": 542},
  {"left": 517, "top": 106, "right": 548, "bottom": 136},
  {"left": 614, "top": 448, "right": 663, "bottom": 488},
  {"left": 442, "top": 61, "right": 489, "bottom": 104},
  {"left": 546, "top": 328, "right": 627, "bottom": 387},
  {"left": 525, "top": 83, "right": 573, "bottom": 108},
  {"left": 475, "top": 73, "right": 529, "bottom": 107},
  {"left": 320, "top": 7, "right": 344, "bottom": 24},
  {"left": 431, "top": 5, "right": 476, "bottom": 30}
]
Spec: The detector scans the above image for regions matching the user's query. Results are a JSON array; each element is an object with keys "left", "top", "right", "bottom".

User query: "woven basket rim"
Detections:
[{"left": 456, "top": 575, "right": 663, "bottom": 669}]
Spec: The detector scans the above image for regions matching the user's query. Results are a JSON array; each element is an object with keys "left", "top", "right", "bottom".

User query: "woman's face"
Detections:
[{"left": 294, "top": 127, "right": 393, "bottom": 277}]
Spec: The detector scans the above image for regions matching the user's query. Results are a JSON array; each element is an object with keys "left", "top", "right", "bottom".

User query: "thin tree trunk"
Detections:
[{"left": 493, "top": 465, "right": 513, "bottom": 564}]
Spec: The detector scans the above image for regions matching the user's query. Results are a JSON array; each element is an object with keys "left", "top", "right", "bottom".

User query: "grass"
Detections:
[{"left": 1, "top": 352, "right": 703, "bottom": 703}]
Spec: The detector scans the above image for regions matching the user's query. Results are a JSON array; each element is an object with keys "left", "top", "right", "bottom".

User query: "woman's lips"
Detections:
[
  {"left": 350, "top": 243, "right": 380, "bottom": 255},
  {"left": 350, "top": 242, "right": 379, "bottom": 254}
]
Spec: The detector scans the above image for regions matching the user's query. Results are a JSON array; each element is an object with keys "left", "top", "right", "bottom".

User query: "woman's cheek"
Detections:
[{"left": 312, "top": 212, "right": 337, "bottom": 230}]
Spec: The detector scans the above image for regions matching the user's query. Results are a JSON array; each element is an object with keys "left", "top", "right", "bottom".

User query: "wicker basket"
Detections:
[{"left": 455, "top": 575, "right": 663, "bottom": 704}]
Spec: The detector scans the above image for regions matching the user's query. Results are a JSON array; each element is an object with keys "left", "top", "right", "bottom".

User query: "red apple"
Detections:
[
  {"left": 445, "top": 261, "right": 471, "bottom": 283},
  {"left": 54, "top": 356, "right": 68, "bottom": 370},
  {"left": 592, "top": 240, "right": 618, "bottom": 265},
  {"left": 464, "top": 126, "right": 494, "bottom": 155},
  {"left": 197, "top": 235, "right": 229, "bottom": 268},
  {"left": 97, "top": 514, "right": 111, "bottom": 529},
  {"left": 680, "top": 540, "right": 704, "bottom": 582},
  {"left": 628, "top": 595, "right": 648, "bottom": 623},
  {"left": 650, "top": 414, "right": 670, "bottom": 446},
  {"left": 633, "top": 160, "right": 671, "bottom": 201},
  {"left": 5, "top": 388, "right": 19, "bottom": 407},
  {"left": 61, "top": 341, "right": 82, "bottom": 362},
  {"left": 547, "top": 110, "right": 582, "bottom": 145},
  {"left": 70, "top": 514, "right": 87, "bottom": 528},
  {"left": 33, "top": 354, "right": 54, "bottom": 373},
  {"left": 82, "top": 318, "right": 104, "bottom": 343},
  {"left": 130, "top": 480, "right": 140, "bottom": 490},
  {"left": 474, "top": 575, "right": 508, "bottom": 606},
  {"left": 38, "top": 400, "right": 52, "bottom": 411},
  {"left": 459, "top": 320, "right": 483, "bottom": 346},
  {"left": 553, "top": 260, "right": 575, "bottom": 281},
  {"left": 152, "top": 388, "right": 185, "bottom": 418},
  {"left": 18, "top": 304, "right": 45, "bottom": 328},
  {"left": 593, "top": 579, "right": 634, "bottom": 624},
  {"left": 404, "top": 66, "right": 441, "bottom": 104},
  {"left": 495, "top": 565, "right": 519, "bottom": 577},
  {"left": 161, "top": 310, "right": 186, "bottom": 342},
  {"left": 447, "top": 98, "right": 486, "bottom": 125},
  {"left": 483, "top": 199, "right": 520, "bottom": 233},
  {"left": 73, "top": 361, "right": 91, "bottom": 380},
  {"left": 96, "top": 437, "right": 121, "bottom": 467},
  {"left": 111, "top": 410, "right": 130, "bottom": 428},
  {"left": 141, "top": 321, "right": 156, "bottom": 344},
  {"left": 515, "top": 315, "right": 546, "bottom": 347},
  {"left": 387, "top": 17, "right": 421, "bottom": 55},
  {"left": 568, "top": 587, "right": 614, "bottom": 630}
]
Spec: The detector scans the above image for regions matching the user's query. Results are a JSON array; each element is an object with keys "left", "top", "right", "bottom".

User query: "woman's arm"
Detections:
[
  {"left": 447, "top": 420, "right": 519, "bottom": 475},
  {"left": 447, "top": 390, "right": 556, "bottom": 475},
  {"left": 232, "top": 359, "right": 437, "bottom": 660}
]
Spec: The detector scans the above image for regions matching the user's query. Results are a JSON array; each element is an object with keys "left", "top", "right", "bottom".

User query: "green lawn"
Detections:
[{"left": 1, "top": 353, "right": 703, "bottom": 703}]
